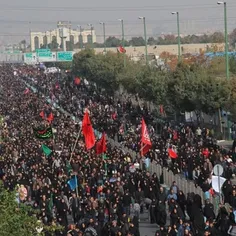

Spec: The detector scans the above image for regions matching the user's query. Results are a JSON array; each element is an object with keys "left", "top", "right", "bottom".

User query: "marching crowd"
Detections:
[{"left": 0, "top": 64, "right": 236, "bottom": 236}]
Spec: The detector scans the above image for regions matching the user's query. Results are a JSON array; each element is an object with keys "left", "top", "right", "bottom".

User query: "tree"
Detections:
[
  {"left": 165, "top": 63, "right": 230, "bottom": 115},
  {"left": 48, "top": 37, "right": 59, "bottom": 50},
  {"left": 226, "top": 77, "right": 236, "bottom": 120},
  {"left": 105, "top": 36, "right": 122, "bottom": 47},
  {"left": 129, "top": 37, "right": 145, "bottom": 46},
  {"left": 229, "top": 28, "right": 236, "bottom": 48},
  {"left": 147, "top": 37, "right": 157, "bottom": 45},
  {"left": 0, "top": 183, "right": 62, "bottom": 236},
  {"left": 72, "top": 48, "right": 232, "bottom": 119},
  {"left": 229, "top": 56, "right": 236, "bottom": 74},
  {"left": 209, "top": 32, "right": 224, "bottom": 43},
  {"left": 73, "top": 49, "right": 125, "bottom": 94},
  {"left": 19, "top": 40, "right": 27, "bottom": 52}
]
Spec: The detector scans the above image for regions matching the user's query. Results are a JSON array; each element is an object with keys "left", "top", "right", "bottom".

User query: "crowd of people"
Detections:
[{"left": 0, "top": 64, "right": 236, "bottom": 236}]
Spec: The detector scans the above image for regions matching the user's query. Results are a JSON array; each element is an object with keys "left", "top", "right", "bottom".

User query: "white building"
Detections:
[{"left": 30, "top": 21, "right": 96, "bottom": 52}]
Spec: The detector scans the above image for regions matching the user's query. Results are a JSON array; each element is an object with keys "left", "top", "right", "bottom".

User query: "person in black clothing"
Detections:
[
  {"left": 150, "top": 198, "right": 157, "bottom": 224},
  {"left": 222, "top": 180, "right": 233, "bottom": 204},
  {"left": 70, "top": 192, "right": 79, "bottom": 223},
  {"left": 203, "top": 199, "right": 215, "bottom": 220},
  {"left": 177, "top": 191, "right": 186, "bottom": 218},
  {"left": 229, "top": 189, "right": 236, "bottom": 210},
  {"left": 128, "top": 221, "right": 140, "bottom": 236},
  {"left": 191, "top": 194, "right": 205, "bottom": 236},
  {"left": 215, "top": 205, "right": 230, "bottom": 236},
  {"left": 122, "top": 190, "right": 132, "bottom": 216}
]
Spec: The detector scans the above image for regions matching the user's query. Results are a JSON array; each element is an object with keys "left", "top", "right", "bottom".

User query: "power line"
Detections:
[
  {"left": 0, "top": 17, "right": 235, "bottom": 26},
  {"left": 1, "top": 4, "right": 236, "bottom": 12},
  {"left": 0, "top": 32, "right": 232, "bottom": 37}
]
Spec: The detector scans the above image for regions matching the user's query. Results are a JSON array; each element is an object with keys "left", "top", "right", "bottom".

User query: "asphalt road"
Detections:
[{"left": 139, "top": 212, "right": 158, "bottom": 236}]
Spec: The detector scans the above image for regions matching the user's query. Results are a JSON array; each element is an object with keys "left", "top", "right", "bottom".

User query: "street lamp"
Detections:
[
  {"left": 29, "top": 21, "right": 32, "bottom": 52},
  {"left": 77, "top": 25, "right": 83, "bottom": 49},
  {"left": 171, "top": 12, "right": 181, "bottom": 62},
  {"left": 87, "top": 23, "right": 93, "bottom": 49},
  {"left": 217, "top": 1, "right": 229, "bottom": 80},
  {"left": 118, "top": 19, "right": 126, "bottom": 67},
  {"left": 100, "top": 22, "right": 106, "bottom": 53},
  {"left": 138, "top": 16, "right": 148, "bottom": 65}
]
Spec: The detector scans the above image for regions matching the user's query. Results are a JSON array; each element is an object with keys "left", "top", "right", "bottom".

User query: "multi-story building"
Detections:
[{"left": 30, "top": 21, "right": 96, "bottom": 52}]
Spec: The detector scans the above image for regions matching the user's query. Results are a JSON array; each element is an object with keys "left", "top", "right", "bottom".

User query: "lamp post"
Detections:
[
  {"left": 29, "top": 21, "right": 32, "bottom": 52},
  {"left": 100, "top": 22, "right": 106, "bottom": 53},
  {"left": 217, "top": 1, "right": 230, "bottom": 140},
  {"left": 77, "top": 25, "right": 83, "bottom": 49},
  {"left": 217, "top": 1, "right": 229, "bottom": 80},
  {"left": 45, "top": 32, "right": 48, "bottom": 49},
  {"left": 87, "top": 23, "right": 93, "bottom": 49},
  {"left": 118, "top": 19, "right": 126, "bottom": 67},
  {"left": 171, "top": 12, "right": 181, "bottom": 62},
  {"left": 138, "top": 16, "right": 148, "bottom": 65}
]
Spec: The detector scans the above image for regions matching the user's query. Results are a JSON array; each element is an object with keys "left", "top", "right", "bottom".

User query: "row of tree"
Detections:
[
  {"left": 19, "top": 27, "right": 236, "bottom": 52},
  {"left": 72, "top": 49, "right": 236, "bottom": 120},
  {"left": 98, "top": 28, "right": 236, "bottom": 48}
]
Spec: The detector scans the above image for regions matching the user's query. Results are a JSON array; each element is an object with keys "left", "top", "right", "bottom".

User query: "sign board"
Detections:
[
  {"left": 36, "top": 49, "right": 51, "bottom": 53},
  {"left": 5, "top": 50, "right": 21, "bottom": 54},
  {"left": 57, "top": 51, "right": 74, "bottom": 61},
  {"left": 24, "top": 51, "right": 73, "bottom": 63},
  {"left": 37, "top": 52, "right": 56, "bottom": 62},
  {"left": 24, "top": 53, "right": 37, "bottom": 64},
  {"left": 213, "top": 164, "right": 224, "bottom": 176},
  {"left": 25, "top": 53, "right": 33, "bottom": 58}
]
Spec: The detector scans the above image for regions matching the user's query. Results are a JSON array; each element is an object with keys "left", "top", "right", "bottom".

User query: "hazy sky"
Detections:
[{"left": 0, "top": 0, "right": 236, "bottom": 44}]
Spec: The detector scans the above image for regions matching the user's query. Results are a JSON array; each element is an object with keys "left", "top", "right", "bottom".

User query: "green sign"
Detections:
[
  {"left": 57, "top": 51, "right": 74, "bottom": 61},
  {"left": 25, "top": 53, "right": 33, "bottom": 58},
  {"left": 36, "top": 49, "right": 51, "bottom": 53},
  {"left": 13, "top": 50, "right": 21, "bottom": 54},
  {"left": 38, "top": 52, "right": 52, "bottom": 58}
]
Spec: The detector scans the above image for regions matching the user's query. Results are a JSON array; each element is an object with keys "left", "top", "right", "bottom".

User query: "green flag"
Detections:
[
  {"left": 42, "top": 144, "right": 52, "bottom": 157},
  {"left": 102, "top": 154, "right": 108, "bottom": 160},
  {"left": 33, "top": 127, "right": 53, "bottom": 140}
]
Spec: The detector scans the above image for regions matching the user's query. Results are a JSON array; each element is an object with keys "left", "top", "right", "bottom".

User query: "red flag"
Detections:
[
  {"left": 140, "top": 118, "right": 152, "bottom": 156},
  {"left": 47, "top": 112, "right": 54, "bottom": 123},
  {"left": 168, "top": 148, "right": 178, "bottom": 159},
  {"left": 160, "top": 105, "right": 164, "bottom": 115},
  {"left": 24, "top": 88, "right": 30, "bottom": 95},
  {"left": 119, "top": 124, "right": 124, "bottom": 134},
  {"left": 74, "top": 77, "right": 81, "bottom": 85},
  {"left": 96, "top": 133, "right": 107, "bottom": 155},
  {"left": 117, "top": 46, "right": 126, "bottom": 54},
  {"left": 82, "top": 111, "right": 95, "bottom": 150},
  {"left": 173, "top": 130, "right": 178, "bottom": 140},
  {"left": 40, "top": 111, "right": 45, "bottom": 119},
  {"left": 209, "top": 188, "right": 215, "bottom": 196},
  {"left": 111, "top": 112, "right": 117, "bottom": 120},
  {"left": 55, "top": 83, "right": 60, "bottom": 89},
  {"left": 202, "top": 148, "right": 210, "bottom": 158}
]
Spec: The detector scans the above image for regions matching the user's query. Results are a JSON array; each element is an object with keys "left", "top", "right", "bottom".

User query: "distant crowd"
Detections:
[{"left": 0, "top": 64, "right": 236, "bottom": 236}]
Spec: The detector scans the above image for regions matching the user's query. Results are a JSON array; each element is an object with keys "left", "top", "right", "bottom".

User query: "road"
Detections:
[{"left": 139, "top": 212, "right": 158, "bottom": 236}]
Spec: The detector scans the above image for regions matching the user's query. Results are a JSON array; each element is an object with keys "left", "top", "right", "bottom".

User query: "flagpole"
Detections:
[
  {"left": 51, "top": 126, "right": 56, "bottom": 150},
  {"left": 74, "top": 174, "right": 79, "bottom": 205},
  {"left": 69, "top": 126, "right": 82, "bottom": 161},
  {"left": 140, "top": 143, "right": 148, "bottom": 156}
]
